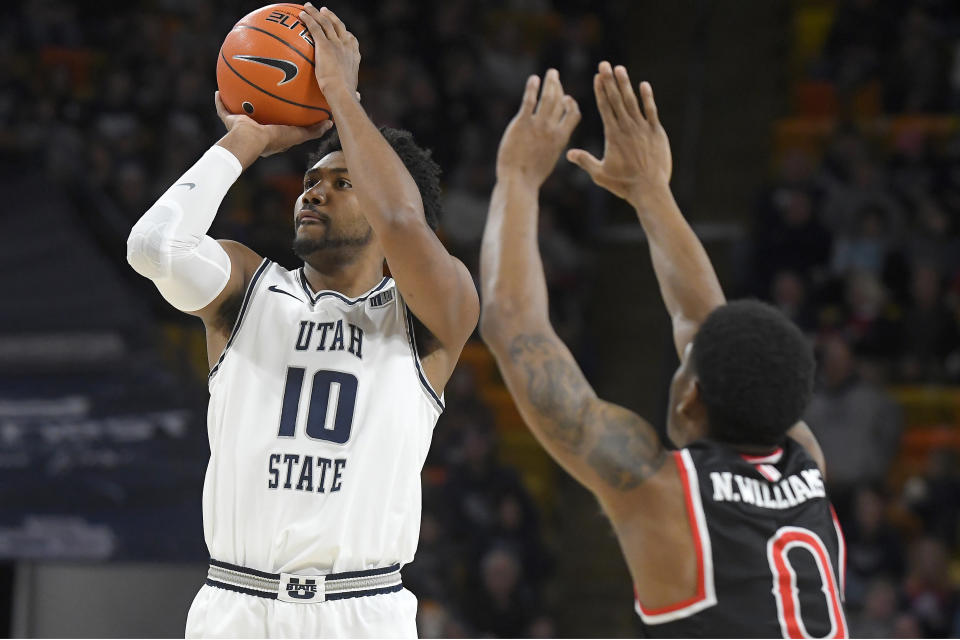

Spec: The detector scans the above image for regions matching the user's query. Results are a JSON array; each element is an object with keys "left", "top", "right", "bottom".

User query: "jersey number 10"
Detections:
[{"left": 277, "top": 367, "right": 359, "bottom": 444}]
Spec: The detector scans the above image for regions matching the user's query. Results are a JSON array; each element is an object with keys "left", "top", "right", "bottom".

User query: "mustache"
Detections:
[{"left": 297, "top": 208, "right": 330, "bottom": 225}]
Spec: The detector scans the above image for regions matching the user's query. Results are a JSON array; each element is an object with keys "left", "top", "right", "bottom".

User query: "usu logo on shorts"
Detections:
[{"left": 279, "top": 573, "right": 325, "bottom": 603}]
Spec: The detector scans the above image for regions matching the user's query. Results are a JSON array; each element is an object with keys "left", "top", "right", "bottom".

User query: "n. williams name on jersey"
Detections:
[{"left": 635, "top": 439, "right": 847, "bottom": 639}]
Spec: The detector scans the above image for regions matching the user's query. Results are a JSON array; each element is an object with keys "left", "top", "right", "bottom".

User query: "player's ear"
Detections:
[{"left": 678, "top": 378, "right": 706, "bottom": 423}]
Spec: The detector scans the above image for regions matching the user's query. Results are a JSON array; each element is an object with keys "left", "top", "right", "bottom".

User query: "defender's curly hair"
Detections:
[
  {"left": 692, "top": 300, "right": 815, "bottom": 447},
  {"left": 309, "top": 126, "right": 442, "bottom": 230}
]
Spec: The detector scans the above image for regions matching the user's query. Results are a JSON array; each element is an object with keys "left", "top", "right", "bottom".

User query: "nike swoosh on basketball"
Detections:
[
  {"left": 176, "top": 182, "right": 197, "bottom": 190},
  {"left": 232, "top": 55, "right": 299, "bottom": 85},
  {"left": 268, "top": 285, "right": 303, "bottom": 302}
]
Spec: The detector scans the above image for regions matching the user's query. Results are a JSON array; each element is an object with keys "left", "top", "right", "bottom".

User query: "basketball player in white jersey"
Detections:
[{"left": 126, "top": 5, "right": 479, "bottom": 637}]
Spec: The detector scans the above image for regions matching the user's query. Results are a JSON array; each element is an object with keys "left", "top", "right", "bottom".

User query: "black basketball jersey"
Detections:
[{"left": 634, "top": 438, "right": 847, "bottom": 639}]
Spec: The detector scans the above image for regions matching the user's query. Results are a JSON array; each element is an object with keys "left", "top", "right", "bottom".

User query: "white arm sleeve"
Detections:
[{"left": 126, "top": 145, "right": 243, "bottom": 312}]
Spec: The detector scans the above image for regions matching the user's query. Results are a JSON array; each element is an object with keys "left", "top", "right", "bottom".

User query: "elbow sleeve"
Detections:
[{"left": 126, "top": 145, "right": 242, "bottom": 312}]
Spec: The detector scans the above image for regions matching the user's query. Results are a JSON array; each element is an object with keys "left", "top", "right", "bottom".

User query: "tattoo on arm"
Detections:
[
  {"left": 586, "top": 403, "right": 667, "bottom": 490},
  {"left": 508, "top": 333, "right": 591, "bottom": 453},
  {"left": 508, "top": 333, "right": 666, "bottom": 491}
]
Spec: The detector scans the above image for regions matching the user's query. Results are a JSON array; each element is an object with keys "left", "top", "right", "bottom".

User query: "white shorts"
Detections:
[{"left": 185, "top": 583, "right": 419, "bottom": 638}]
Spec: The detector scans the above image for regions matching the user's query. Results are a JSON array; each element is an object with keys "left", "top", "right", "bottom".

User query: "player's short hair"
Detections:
[
  {"left": 692, "top": 300, "right": 815, "bottom": 447},
  {"left": 310, "top": 126, "right": 442, "bottom": 230}
]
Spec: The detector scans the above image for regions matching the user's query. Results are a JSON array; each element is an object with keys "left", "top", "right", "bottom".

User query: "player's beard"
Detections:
[{"left": 292, "top": 226, "right": 374, "bottom": 262}]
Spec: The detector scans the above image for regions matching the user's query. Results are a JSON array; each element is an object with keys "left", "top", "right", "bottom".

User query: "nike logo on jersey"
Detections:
[
  {"left": 176, "top": 182, "right": 196, "bottom": 190},
  {"left": 268, "top": 285, "right": 304, "bottom": 303},
  {"left": 709, "top": 468, "right": 826, "bottom": 510},
  {"left": 232, "top": 55, "right": 299, "bottom": 85}
]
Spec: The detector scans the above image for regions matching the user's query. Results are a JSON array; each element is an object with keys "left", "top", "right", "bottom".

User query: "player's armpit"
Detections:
[
  {"left": 194, "top": 240, "right": 263, "bottom": 367},
  {"left": 492, "top": 328, "right": 667, "bottom": 498}
]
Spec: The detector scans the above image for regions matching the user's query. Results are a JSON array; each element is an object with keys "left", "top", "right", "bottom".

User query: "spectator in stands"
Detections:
[
  {"left": 893, "top": 612, "right": 925, "bottom": 639},
  {"left": 750, "top": 186, "right": 832, "bottom": 296},
  {"left": 841, "top": 270, "right": 902, "bottom": 360},
  {"left": 902, "top": 449, "right": 960, "bottom": 546},
  {"left": 804, "top": 336, "right": 902, "bottom": 512},
  {"left": 901, "top": 537, "right": 960, "bottom": 637},
  {"left": 467, "top": 545, "right": 539, "bottom": 638},
  {"left": 823, "top": 0, "right": 894, "bottom": 94},
  {"left": 850, "top": 578, "right": 899, "bottom": 639},
  {"left": 417, "top": 599, "right": 470, "bottom": 638},
  {"left": 443, "top": 424, "right": 542, "bottom": 567},
  {"left": 900, "top": 263, "right": 959, "bottom": 381},
  {"left": 845, "top": 487, "right": 906, "bottom": 601},
  {"left": 830, "top": 204, "right": 891, "bottom": 277},
  {"left": 770, "top": 270, "right": 817, "bottom": 334},
  {"left": 821, "top": 155, "right": 902, "bottom": 239},
  {"left": 904, "top": 197, "right": 959, "bottom": 279},
  {"left": 488, "top": 490, "right": 554, "bottom": 591},
  {"left": 884, "top": 8, "right": 948, "bottom": 112}
]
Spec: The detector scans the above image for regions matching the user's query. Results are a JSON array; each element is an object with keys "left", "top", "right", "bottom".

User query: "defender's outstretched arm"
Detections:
[
  {"left": 480, "top": 70, "right": 667, "bottom": 505},
  {"left": 568, "top": 62, "right": 823, "bottom": 470}
]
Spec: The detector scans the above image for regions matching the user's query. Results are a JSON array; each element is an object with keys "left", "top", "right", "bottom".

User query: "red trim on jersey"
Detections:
[
  {"left": 756, "top": 463, "right": 782, "bottom": 482},
  {"left": 830, "top": 504, "right": 847, "bottom": 600},
  {"left": 740, "top": 447, "right": 784, "bottom": 464},
  {"left": 634, "top": 451, "right": 707, "bottom": 616},
  {"left": 768, "top": 528, "right": 848, "bottom": 638}
]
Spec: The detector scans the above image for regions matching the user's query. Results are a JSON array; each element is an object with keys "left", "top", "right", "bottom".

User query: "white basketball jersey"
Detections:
[{"left": 203, "top": 259, "right": 443, "bottom": 575}]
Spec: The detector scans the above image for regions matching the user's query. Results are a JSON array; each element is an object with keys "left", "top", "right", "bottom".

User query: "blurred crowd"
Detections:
[{"left": 744, "top": 0, "right": 960, "bottom": 636}]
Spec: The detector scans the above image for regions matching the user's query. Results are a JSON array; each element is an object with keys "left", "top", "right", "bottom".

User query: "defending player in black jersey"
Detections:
[{"left": 480, "top": 63, "right": 847, "bottom": 638}]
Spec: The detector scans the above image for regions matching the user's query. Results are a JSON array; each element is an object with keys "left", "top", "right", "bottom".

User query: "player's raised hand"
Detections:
[
  {"left": 215, "top": 91, "right": 332, "bottom": 160},
  {"left": 567, "top": 62, "right": 672, "bottom": 210},
  {"left": 299, "top": 4, "right": 360, "bottom": 97},
  {"left": 496, "top": 69, "right": 581, "bottom": 187}
]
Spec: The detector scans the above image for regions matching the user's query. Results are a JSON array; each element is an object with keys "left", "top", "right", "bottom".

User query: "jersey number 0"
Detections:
[{"left": 277, "top": 367, "right": 358, "bottom": 444}]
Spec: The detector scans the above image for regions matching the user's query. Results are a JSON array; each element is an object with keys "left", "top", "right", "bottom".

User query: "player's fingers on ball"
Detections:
[
  {"left": 640, "top": 81, "right": 660, "bottom": 126},
  {"left": 520, "top": 74, "right": 540, "bottom": 116},
  {"left": 594, "top": 73, "right": 618, "bottom": 127},
  {"left": 614, "top": 65, "right": 642, "bottom": 123},
  {"left": 298, "top": 9, "right": 323, "bottom": 40},
  {"left": 301, "top": 2, "right": 322, "bottom": 24},
  {"left": 313, "top": 10, "right": 340, "bottom": 41},
  {"left": 320, "top": 7, "right": 348, "bottom": 39},
  {"left": 214, "top": 91, "right": 232, "bottom": 121}
]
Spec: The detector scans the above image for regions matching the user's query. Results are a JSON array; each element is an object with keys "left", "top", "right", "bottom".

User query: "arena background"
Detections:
[{"left": 2, "top": 0, "right": 959, "bottom": 636}]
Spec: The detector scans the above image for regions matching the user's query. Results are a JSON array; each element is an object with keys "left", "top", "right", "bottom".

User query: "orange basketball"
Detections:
[{"left": 216, "top": 3, "right": 331, "bottom": 127}]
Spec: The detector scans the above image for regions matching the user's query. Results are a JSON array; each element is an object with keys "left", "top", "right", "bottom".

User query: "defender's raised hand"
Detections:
[
  {"left": 299, "top": 4, "right": 360, "bottom": 97},
  {"left": 567, "top": 62, "right": 672, "bottom": 210},
  {"left": 496, "top": 69, "right": 581, "bottom": 186}
]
